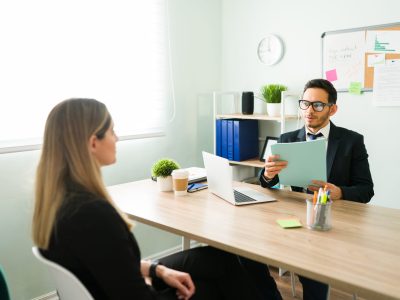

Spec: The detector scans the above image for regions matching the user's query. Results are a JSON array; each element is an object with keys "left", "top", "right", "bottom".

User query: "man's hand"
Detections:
[
  {"left": 263, "top": 154, "right": 288, "bottom": 180},
  {"left": 157, "top": 266, "right": 195, "bottom": 300},
  {"left": 308, "top": 180, "right": 343, "bottom": 200}
]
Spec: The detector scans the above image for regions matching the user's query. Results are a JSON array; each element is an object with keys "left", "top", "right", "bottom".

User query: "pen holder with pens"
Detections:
[{"left": 306, "top": 199, "right": 332, "bottom": 231}]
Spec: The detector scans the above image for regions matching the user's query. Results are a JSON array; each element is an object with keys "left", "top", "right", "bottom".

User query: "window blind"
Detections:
[{"left": 0, "top": 0, "right": 170, "bottom": 152}]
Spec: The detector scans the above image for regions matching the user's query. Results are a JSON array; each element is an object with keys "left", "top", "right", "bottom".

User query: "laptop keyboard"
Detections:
[{"left": 233, "top": 190, "right": 257, "bottom": 203}]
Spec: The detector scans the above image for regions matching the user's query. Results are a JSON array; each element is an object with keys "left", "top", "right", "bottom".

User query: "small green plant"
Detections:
[
  {"left": 151, "top": 158, "right": 180, "bottom": 178},
  {"left": 261, "top": 84, "right": 287, "bottom": 103}
]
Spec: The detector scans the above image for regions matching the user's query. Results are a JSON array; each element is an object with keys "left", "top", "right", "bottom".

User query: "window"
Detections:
[{"left": 0, "top": 1, "right": 170, "bottom": 153}]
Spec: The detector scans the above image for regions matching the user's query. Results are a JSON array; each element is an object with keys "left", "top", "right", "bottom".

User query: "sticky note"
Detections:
[
  {"left": 325, "top": 69, "right": 338, "bottom": 82},
  {"left": 348, "top": 82, "right": 362, "bottom": 95},
  {"left": 276, "top": 219, "right": 302, "bottom": 229}
]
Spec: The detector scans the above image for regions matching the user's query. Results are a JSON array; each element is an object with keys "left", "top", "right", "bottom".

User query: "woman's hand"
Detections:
[{"left": 157, "top": 265, "right": 195, "bottom": 300}]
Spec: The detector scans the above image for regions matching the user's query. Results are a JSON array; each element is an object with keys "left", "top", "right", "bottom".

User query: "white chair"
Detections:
[
  {"left": 0, "top": 265, "right": 10, "bottom": 300},
  {"left": 32, "top": 247, "right": 94, "bottom": 300}
]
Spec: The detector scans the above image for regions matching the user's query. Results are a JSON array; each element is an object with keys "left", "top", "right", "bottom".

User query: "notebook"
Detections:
[
  {"left": 202, "top": 151, "right": 276, "bottom": 206},
  {"left": 183, "top": 167, "right": 207, "bottom": 184}
]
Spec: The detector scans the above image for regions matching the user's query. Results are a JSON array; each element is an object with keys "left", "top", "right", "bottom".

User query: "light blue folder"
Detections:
[{"left": 271, "top": 139, "right": 327, "bottom": 188}]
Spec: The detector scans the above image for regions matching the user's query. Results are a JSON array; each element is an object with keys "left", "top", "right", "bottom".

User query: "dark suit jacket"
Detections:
[
  {"left": 42, "top": 185, "right": 157, "bottom": 300},
  {"left": 259, "top": 122, "right": 374, "bottom": 203}
]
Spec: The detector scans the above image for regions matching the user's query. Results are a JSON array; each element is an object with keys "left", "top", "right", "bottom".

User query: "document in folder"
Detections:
[{"left": 271, "top": 139, "right": 327, "bottom": 187}]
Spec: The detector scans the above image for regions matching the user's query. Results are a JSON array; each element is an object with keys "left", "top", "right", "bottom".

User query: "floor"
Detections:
[{"left": 270, "top": 267, "right": 364, "bottom": 300}]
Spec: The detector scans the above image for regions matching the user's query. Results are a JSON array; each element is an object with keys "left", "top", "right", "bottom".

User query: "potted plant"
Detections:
[
  {"left": 151, "top": 158, "right": 180, "bottom": 191},
  {"left": 260, "top": 84, "right": 287, "bottom": 117}
]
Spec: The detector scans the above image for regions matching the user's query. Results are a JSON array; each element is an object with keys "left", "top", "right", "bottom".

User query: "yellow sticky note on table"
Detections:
[
  {"left": 348, "top": 82, "right": 362, "bottom": 95},
  {"left": 276, "top": 219, "right": 302, "bottom": 229}
]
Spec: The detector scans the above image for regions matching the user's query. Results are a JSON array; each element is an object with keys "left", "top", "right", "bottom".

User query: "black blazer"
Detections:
[
  {"left": 42, "top": 186, "right": 157, "bottom": 300},
  {"left": 259, "top": 122, "right": 374, "bottom": 203}
]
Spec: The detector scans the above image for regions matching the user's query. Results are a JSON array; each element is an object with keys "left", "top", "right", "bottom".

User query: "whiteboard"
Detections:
[{"left": 321, "top": 22, "right": 400, "bottom": 93}]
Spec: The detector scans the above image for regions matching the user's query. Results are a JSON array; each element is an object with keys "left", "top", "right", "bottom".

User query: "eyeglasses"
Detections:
[{"left": 298, "top": 100, "right": 333, "bottom": 112}]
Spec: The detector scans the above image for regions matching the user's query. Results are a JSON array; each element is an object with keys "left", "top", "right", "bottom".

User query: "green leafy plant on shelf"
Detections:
[
  {"left": 260, "top": 84, "right": 288, "bottom": 103},
  {"left": 151, "top": 158, "right": 180, "bottom": 178}
]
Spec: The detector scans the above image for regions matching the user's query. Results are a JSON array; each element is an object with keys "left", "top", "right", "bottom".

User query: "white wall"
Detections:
[
  {"left": 0, "top": 1, "right": 221, "bottom": 298},
  {"left": 221, "top": 0, "right": 400, "bottom": 209}
]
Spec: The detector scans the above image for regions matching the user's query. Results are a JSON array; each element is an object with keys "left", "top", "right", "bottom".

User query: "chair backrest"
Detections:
[
  {"left": 32, "top": 247, "right": 94, "bottom": 300},
  {"left": 0, "top": 265, "right": 10, "bottom": 300}
]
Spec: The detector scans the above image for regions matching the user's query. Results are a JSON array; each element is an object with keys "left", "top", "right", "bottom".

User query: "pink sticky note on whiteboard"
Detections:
[{"left": 325, "top": 69, "right": 338, "bottom": 82}]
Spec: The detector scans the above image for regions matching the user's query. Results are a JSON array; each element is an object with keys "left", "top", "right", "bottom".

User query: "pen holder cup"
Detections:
[{"left": 306, "top": 199, "right": 332, "bottom": 231}]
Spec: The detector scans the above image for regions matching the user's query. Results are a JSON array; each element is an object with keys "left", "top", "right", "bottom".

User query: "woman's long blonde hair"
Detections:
[{"left": 32, "top": 98, "right": 131, "bottom": 249}]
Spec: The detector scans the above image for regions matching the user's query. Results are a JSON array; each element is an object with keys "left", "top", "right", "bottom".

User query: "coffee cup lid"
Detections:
[{"left": 172, "top": 169, "right": 189, "bottom": 177}]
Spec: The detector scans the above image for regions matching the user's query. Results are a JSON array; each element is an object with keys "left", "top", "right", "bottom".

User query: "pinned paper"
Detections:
[
  {"left": 386, "top": 59, "right": 400, "bottom": 65},
  {"left": 348, "top": 82, "right": 362, "bottom": 95},
  {"left": 367, "top": 54, "right": 385, "bottom": 67},
  {"left": 373, "top": 65, "right": 400, "bottom": 106},
  {"left": 325, "top": 69, "right": 338, "bottom": 82},
  {"left": 276, "top": 219, "right": 302, "bottom": 229}
]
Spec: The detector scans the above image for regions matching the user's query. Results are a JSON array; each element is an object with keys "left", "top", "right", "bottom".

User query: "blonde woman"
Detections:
[{"left": 32, "top": 98, "right": 275, "bottom": 300}]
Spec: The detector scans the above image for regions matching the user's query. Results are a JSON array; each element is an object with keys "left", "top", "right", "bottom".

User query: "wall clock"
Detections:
[{"left": 257, "top": 34, "right": 284, "bottom": 66}]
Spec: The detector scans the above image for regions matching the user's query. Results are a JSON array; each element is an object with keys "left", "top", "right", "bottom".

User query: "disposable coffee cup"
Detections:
[
  {"left": 306, "top": 199, "right": 332, "bottom": 231},
  {"left": 172, "top": 169, "right": 189, "bottom": 196}
]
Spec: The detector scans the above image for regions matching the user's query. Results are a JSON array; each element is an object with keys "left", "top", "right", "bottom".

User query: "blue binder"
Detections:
[
  {"left": 227, "top": 120, "right": 234, "bottom": 160},
  {"left": 221, "top": 120, "right": 228, "bottom": 158},
  {"left": 216, "top": 119, "right": 222, "bottom": 156},
  {"left": 233, "top": 120, "right": 258, "bottom": 161}
]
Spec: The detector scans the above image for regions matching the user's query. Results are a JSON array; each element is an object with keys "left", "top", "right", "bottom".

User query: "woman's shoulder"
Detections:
[
  {"left": 59, "top": 192, "right": 119, "bottom": 225},
  {"left": 55, "top": 195, "right": 131, "bottom": 246}
]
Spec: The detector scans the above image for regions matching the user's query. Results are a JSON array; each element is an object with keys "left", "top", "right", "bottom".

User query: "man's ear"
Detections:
[
  {"left": 329, "top": 104, "right": 338, "bottom": 117},
  {"left": 88, "top": 135, "right": 98, "bottom": 154}
]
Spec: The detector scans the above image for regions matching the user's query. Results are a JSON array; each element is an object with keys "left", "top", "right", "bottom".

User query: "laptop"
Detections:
[{"left": 202, "top": 151, "right": 276, "bottom": 205}]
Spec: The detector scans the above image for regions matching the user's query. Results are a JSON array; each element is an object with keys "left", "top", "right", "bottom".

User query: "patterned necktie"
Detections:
[{"left": 307, "top": 132, "right": 323, "bottom": 140}]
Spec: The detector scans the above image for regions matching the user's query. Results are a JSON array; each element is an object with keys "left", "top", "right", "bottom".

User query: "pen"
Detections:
[
  {"left": 317, "top": 187, "right": 323, "bottom": 203},
  {"left": 312, "top": 191, "right": 317, "bottom": 205},
  {"left": 322, "top": 192, "right": 327, "bottom": 204}
]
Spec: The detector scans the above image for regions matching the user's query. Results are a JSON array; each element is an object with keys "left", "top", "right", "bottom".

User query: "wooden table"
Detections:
[{"left": 108, "top": 179, "right": 400, "bottom": 300}]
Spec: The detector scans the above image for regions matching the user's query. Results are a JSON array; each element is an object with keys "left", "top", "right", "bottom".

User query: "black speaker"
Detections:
[{"left": 242, "top": 91, "right": 254, "bottom": 115}]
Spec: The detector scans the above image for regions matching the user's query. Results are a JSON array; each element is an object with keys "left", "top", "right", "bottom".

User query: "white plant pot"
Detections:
[
  {"left": 266, "top": 103, "right": 281, "bottom": 117},
  {"left": 157, "top": 176, "right": 173, "bottom": 192}
]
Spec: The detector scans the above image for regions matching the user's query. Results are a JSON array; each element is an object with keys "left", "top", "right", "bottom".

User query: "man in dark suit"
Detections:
[{"left": 259, "top": 78, "right": 374, "bottom": 299}]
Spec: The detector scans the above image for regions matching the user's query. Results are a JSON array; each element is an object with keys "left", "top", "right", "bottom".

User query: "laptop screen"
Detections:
[{"left": 202, "top": 151, "right": 235, "bottom": 202}]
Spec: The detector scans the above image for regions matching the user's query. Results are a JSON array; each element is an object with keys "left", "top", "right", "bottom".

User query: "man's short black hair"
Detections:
[{"left": 303, "top": 79, "right": 337, "bottom": 104}]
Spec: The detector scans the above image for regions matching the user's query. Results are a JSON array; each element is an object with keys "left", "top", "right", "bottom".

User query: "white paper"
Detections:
[
  {"left": 373, "top": 65, "right": 400, "bottom": 106},
  {"left": 367, "top": 53, "right": 385, "bottom": 67},
  {"left": 271, "top": 139, "right": 327, "bottom": 188},
  {"left": 366, "top": 31, "right": 400, "bottom": 54},
  {"left": 386, "top": 59, "right": 400, "bottom": 65}
]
